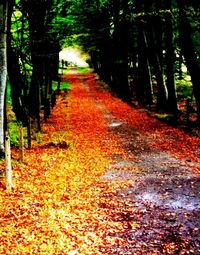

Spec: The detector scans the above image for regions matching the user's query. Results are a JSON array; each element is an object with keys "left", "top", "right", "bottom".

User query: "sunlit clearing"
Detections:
[{"left": 59, "top": 47, "right": 89, "bottom": 67}]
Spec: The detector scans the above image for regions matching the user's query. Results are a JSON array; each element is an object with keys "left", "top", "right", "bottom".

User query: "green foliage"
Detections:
[
  {"left": 8, "top": 121, "right": 19, "bottom": 147},
  {"left": 52, "top": 81, "right": 71, "bottom": 91},
  {"left": 176, "top": 79, "right": 193, "bottom": 99},
  {"left": 11, "top": 8, "right": 29, "bottom": 55},
  {"left": 6, "top": 82, "right": 19, "bottom": 146},
  {"left": 6, "top": 81, "right": 12, "bottom": 104}
]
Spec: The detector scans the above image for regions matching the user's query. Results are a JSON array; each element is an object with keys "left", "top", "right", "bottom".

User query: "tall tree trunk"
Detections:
[
  {"left": 29, "top": 58, "right": 42, "bottom": 130},
  {"left": 111, "top": 0, "right": 131, "bottom": 102},
  {"left": 7, "top": 0, "right": 28, "bottom": 126},
  {"left": 0, "top": 1, "right": 8, "bottom": 153},
  {"left": 128, "top": 22, "right": 138, "bottom": 102},
  {"left": 149, "top": 16, "right": 168, "bottom": 110},
  {"left": 51, "top": 42, "right": 60, "bottom": 80},
  {"left": 5, "top": 131, "right": 12, "bottom": 190},
  {"left": 136, "top": 19, "right": 153, "bottom": 106},
  {"left": 110, "top": 0, "right": 120, "bottom": 92},
  {"left": 164, "top": 0, "right": 178, "bottom": 117},
  {"left": 22, "top": 0, "right": 52, "bottom": 130},
  {"left": 178, "top": 2, "right": 200, "bottom": 123},
  {"left": 135, "top": 0, "right": 154, "bottom": 106},
  {"left": 44, "top": 55, "right": 52, "bottom": 121},
  {"left": 97, "top": 6, "right": 112, "bottom": 84}
]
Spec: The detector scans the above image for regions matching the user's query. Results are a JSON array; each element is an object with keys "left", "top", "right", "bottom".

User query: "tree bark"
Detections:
[
  {"left": 5, "top": 132, "right": 12, "bottom": 190},
  {"left": 136, "top": 20, "right": 153, "bottom": 106},
  {"left": 22, "top": 0, "right": 54, "bottom": 129},
  {"left": 19, "top": 126, "right": 24, "bottom": 162},
  {"left": 111, "top": 0, "right": 131, "bottom": 102},
  {"left": 149, "top": 16, "right": 168, "bottom": 110},
  {"left": 165, "top": 0, "right": 178, "bottom": 117},
  {"left": 0, "top": 1, "right": 8, "bottom": 153},
  {"left": 7, "top": 0, "right": 29, "bottom": 126},
  {"left": 178, "top": 2, "right": 200, "bottom": 123}
]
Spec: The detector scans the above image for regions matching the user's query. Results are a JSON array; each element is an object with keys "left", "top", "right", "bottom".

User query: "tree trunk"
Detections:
[
  {"left": 97, "top": 6, "right": 112, "bottom": 84},
  {"left": 136, "top": 21, "right": 153, "bottom": 106},
  {"left": 111, "top": 0, "right": 131, "bottom": 102},
  {"left": 44, "top": 56, "right": 52, "bottom": 121},
  {"left": 22, "top": 0, "right": 52, "bottom": 130},
  {"left": 164, "top": 0, "right": 178, "bottom": 117},
  {"left": 178, "top": 2, "right": 200, "bottom": 123},
  {"left": 0, "top": 1, "right": 8, "bottom": 154},
  {"left": 5, "top": 132, "right": 12, "bottom": 190},
  {"left": 29, "top": 59, "right": 42, "bottom": 130},
  {"left": 7, "top": 0, "right": 29, "bottom": 126},
  {"left": 19, "top": 126, "right": 24, "bottom": 162},
  {"left": 149, "top": 16, "right": 168, "bottom": 110}
]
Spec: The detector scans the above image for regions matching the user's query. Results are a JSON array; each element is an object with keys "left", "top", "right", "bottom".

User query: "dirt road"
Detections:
[
  {"left": 71, "top": 72, "right": 200, "bottom": 254},
  {"left": 1, "top": 71, "right": 200, "bottom": 254}
]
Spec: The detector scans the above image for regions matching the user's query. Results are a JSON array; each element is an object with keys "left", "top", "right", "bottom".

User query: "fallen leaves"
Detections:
[
  {"left": 0, "top": 72, "right": 199, "bottom": 254},
  {"left": 90, "top": 80, "right": 200, "bottom": 174},
  {"left": 0, "top": 74, "right": 125, "bottom": 254}
]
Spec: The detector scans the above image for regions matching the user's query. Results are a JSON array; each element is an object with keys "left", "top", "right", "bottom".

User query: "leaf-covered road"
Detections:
[{"left": 0, "top": 71, "right": 200, "bottom": 254}]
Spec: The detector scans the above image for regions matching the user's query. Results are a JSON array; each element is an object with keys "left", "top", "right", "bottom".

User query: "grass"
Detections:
[
  {"left": 6, "top": 82, "right": 19, "bottom": 147},
  {"left": 76, "top": 66, "right": 91, "bottom": 74}
]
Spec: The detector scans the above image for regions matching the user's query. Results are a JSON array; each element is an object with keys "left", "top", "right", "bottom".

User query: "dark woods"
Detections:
[
  {"left": 78, "top": 0, "right": 200, "bottom": 125},
  {"left": 0, "top": 0, "right": 199, "bottom": 153}
]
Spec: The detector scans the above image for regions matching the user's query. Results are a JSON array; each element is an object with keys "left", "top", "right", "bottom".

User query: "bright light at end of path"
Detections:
[{"left": 59, "top": 47, "right": 89, "bottom": 67}]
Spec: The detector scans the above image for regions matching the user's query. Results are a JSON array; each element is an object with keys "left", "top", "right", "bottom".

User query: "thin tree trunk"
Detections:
[
  {"left": 29, "top": 62, "right": 42, "bottom": 130},
  {"left": 165, "top": 0, "right": 178, "bottom": 118},
  {"left": 135, "top": 0, "right": 154, "bottom": 106},
  {"left": 5, "top": 132, "right": 12, "bottom": 190},
  {"left": 137, "top": 27, "right": 153, "bottom": 106},
  {"left": 150, "top": 18, "right": 168, "bottom": 110},
  {"left": 19, "top": 126, "right": 24, "bottom": 162},
  {"left": 27, "top": 117, "right": 31, "bottom": 149},
  {"left": 0, "top": 1, "right": 8, "bottom": 153}
]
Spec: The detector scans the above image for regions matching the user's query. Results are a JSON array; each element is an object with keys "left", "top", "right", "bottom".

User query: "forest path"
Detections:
[
  {"left": 0, "top": 71, "right": 200, "bottom": 254},
  {"left": 63, "top": 71, "right": 200, "bottom": 254}
]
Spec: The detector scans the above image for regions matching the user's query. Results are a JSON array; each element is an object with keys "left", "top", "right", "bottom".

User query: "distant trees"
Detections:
[
  {"left": 1, "top": 0, "right": 199, "bottom": 156},
  {"left": 66, "top": 0, "right": 199, "bottom": 124}
]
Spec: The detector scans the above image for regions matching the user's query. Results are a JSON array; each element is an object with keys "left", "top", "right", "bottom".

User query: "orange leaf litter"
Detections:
[
  {"left": 0, "top": 74, "right": 125, "bottom": 255},
  {"left": 0, "top": 72, "right": 199, "bottom": 254}
]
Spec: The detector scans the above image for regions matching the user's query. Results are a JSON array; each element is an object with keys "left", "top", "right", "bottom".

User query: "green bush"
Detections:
[
  {"left": 52, "top": 81, "right": 71, "bottom": 91},
  {"left": 8, "top": 121, "right": 19, "bottom": 147},
  {"left": 176, "top": 79, "right": 193, "bottom": 99}
]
